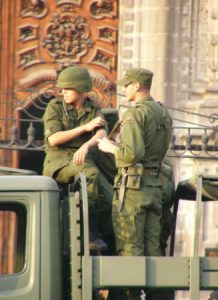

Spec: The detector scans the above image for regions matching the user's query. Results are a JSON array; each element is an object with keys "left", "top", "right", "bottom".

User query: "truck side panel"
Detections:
[
  {"left": 0, "top": 192, "right": 41, "bottom": 300},
  {"left": 0, "top": 176, "right": 62, "bottom": 300}
]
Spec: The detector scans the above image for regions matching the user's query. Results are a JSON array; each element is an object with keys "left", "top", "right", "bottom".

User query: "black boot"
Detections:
[
  {"left": 126, "top": 289, "right": 142, "bottom": 300},
  {"left": 89, "top": 211, "right": 108, "bottom": 252},
  {"left": 89, "top": 232, "right": 108, "bottom": 252},
  {"left": 107, "top": 289, "right": 127, "bottom": 300},
  {"left": 146, "top": 289, "right": 166, "bottom": 300}
]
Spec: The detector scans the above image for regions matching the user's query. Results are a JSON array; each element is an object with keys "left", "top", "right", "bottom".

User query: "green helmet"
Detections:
[{"left": 56, "top": 66, "right": 92, "bottom": 93}]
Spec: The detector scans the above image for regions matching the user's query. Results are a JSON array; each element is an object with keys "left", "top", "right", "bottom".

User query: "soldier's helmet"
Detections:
[{"left": 56, "top": 66, "right": 92, "bottom": 93}]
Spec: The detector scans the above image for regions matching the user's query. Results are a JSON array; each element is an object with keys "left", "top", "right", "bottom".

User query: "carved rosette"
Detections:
[{"left": 43, "top": 14, "right": 94, "bottom": 61}]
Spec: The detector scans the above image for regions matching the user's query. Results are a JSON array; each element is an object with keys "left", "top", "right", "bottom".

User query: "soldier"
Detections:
[
  {"left": 98, "top": 68, "right": 172, "bottom": 300},
  {"left": 43, "top": 66, "right": 111, "bottom": 252}
]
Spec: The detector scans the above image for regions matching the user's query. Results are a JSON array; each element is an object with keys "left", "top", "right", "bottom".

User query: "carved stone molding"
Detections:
[
  {"left": 19, "top": 67, "right": 113, "bottom": 97},
  {"left": 90, "top": 0, "right": 117, "bottom": 19},
  {"left": 89, "top": 48, "right": 116, "bottom": 70},
  {"left": 20, "top": 0, "right": 48, "bottom": 19},
  {"left": 18, "top": 47, "right": 43, "bottom": 68},
  {"left": 19, "top": 69, "right": 57, "bottom": 88},
  {"left": 18, "top": 25, "right": 39, "bottom": 42},
  {"left": 208, "top": 1, "right": 218, "bottom": 89},
  {"left": 56, "top": 0, "right": 82, "bottom": 6},
  {"left": 89, "top": 69, "right": 113, "bottom": 92},
  {"left": 97, "top": 25, "right": 117, "bottom": 44},
  {"left": 177, "top": 0, "right": 218, "bottom": 102}
]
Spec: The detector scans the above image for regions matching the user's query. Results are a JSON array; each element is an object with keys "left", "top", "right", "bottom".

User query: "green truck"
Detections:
[{"left": 0, "top": 168, "right": 217, "bottom": 300}]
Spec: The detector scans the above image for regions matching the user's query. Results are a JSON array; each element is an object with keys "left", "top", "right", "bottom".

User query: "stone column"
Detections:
[{"left": 117, "top": 0, "right": 173, "bottom": 107}]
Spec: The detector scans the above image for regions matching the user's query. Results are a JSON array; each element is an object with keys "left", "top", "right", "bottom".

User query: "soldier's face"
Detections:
[
  {"left": 61, "top": 88, "right": 82, "bottom": 105},
  {"left": 123, "top": 82, "right": 137, "bottom": 101}
]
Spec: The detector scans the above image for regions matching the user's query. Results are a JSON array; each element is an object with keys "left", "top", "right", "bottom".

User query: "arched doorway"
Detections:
[{"left": 16, "top": 93, "right": 55, "bottom": 174}]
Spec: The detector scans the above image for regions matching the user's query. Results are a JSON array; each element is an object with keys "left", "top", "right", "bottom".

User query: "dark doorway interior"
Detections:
[{"left": 18, "top": 94, "right": 54, "bottom": 175}]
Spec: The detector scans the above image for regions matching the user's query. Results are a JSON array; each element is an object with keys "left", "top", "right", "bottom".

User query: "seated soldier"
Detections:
[{"left": 43, "top": 66, "right": 113, "bottom": 252}]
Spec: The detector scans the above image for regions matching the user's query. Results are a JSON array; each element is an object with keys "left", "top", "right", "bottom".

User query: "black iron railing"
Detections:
[{"left": 0, "top": 90, "right": 218, "bottom": 159}]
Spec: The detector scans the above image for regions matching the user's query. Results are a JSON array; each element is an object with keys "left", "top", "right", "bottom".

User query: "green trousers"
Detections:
[
  {"left": 112, "top": 186, "right": 162, "bottom": 256},
  {"left": 55, "top": 155, "right": 113, "bottom": 210}
]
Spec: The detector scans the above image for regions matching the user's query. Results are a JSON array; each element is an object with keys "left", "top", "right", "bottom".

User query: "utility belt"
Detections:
[{"left": 115, "top": 163, "right": 160, "bottom": 212}]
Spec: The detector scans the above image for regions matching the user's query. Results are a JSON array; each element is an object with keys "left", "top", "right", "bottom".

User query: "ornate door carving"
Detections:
[
  {"left": 16, "top": 0, "right": 118, "bottom": 106},
  {"left": 0, "top": 0, "right": 119, "bottom": 168}
]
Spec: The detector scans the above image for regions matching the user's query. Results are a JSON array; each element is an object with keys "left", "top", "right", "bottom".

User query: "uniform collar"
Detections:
[
  {"left": 136, "top": 96, "right": 154, "bottom": 105},
  {"left": 65, "top": 97, "right": 93, "bottom": 112}
]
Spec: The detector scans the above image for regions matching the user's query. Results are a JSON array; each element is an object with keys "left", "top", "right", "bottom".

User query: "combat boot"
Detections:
[
  {"left": 146, "top": 290, "right": 165, "bottom": 300},
  {"left": 89, "top": 232, "right": 108, "bottom": 252},
  {"left": 126, "top": 289, "right": 142, "bottom": 300},
  {"left": 107, "top": 288, "right": 126, "bottom": 300},
  {"left": 89, "top": 211, "right": 108, "bottom": 252}
]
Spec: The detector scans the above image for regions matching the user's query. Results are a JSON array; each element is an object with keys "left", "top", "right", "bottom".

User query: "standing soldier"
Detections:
[
  {"left": 43, "top": 66, "right": 110, "bottom": 252},
  {"left": 98, "top": 68, "right": 172, "bottom": 299}
]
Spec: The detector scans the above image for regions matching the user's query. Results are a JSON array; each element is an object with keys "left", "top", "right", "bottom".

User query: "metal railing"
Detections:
[{"left": 0, "top": 90, "right": 218, "bottom": 159}]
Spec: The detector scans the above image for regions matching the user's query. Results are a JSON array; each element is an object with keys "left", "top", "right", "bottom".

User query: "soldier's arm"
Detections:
[
  {"left": 98, "top": 137, "right": 118, "bottom": 154},
  {"left": 72, "top": 106, "right": 108, "bottom": 165},
  {"left": 114, "top": 109, "right": 145, "bottom": 167},
  {"left": 48, "top": 116, "right": 106, "bottom": 146},
  {"left": 72, "top": 128, "right": 107, "bottom": 165}
]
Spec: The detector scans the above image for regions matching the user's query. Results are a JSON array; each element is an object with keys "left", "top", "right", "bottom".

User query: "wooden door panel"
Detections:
[
  {"left": 0, "top": 0, "right": 119, "bottom": 167},
  {"left": 16, "top": 0, "right": 118, "bottom": 107}
]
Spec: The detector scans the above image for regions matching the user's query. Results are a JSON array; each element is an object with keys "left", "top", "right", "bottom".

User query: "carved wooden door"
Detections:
[{"left": 0, "top": 0, "right": 119, "bottom": 169}]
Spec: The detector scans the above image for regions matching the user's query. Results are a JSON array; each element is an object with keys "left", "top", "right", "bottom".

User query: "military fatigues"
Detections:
[
  {"left": 43, "top": 96, "right": 108, "bottom": 211},
  {"left": 159, "top": 158, "right": 175, "bottom": 256},
  {"left": 112, "top": 97, "right": 172, "bottom": 257}
]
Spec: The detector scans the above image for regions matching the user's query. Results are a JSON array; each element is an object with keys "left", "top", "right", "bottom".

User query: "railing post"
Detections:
[{"left": 79, "top": 173, "right": 93, "bottom": 300}]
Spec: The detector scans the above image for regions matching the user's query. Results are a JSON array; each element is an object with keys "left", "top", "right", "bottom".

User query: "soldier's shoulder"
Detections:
[
  {"left": 122, "top": 107, "right": 137, "bottom": 123},
  {"left": 47, "top": 97, "right": 62, "bottom": 106},
  {"left": 155, "top": 101, "right": 171, "bottom": 115},
  {"left": 135, "top": 100, "right": 154, "bottom": 115},
  {"left": 85, "top": 97, "right": 101, "bottom": 109}
]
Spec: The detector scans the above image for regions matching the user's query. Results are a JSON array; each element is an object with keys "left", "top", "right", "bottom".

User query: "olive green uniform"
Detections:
[
  {"left": 43, "top": 96, "right": 108, "bottom": 210},
  {"left": 112, "top": 97, "right": 172, "bottom": 257},
  {"left": 159, "top": 158, "right": 175, "bottom": 256}
]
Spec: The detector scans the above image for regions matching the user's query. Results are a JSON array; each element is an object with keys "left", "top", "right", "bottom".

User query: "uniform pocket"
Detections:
[
  {"left": 126, "top": 164, "right": 143, "bottom": 189},
  {"left": 126, "top": 175, "right": 141, "bottom": 189}
]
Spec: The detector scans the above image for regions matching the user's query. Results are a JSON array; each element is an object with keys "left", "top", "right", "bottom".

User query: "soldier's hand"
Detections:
[
  {"left": 73, "top": 144, "right": 89, "bottom": 165},
  {"left": 98, "top": 137, "right": 117, "bottom": 154},
  {"left": 85, "top": 116, "right": 106, "bottom": 132}
]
